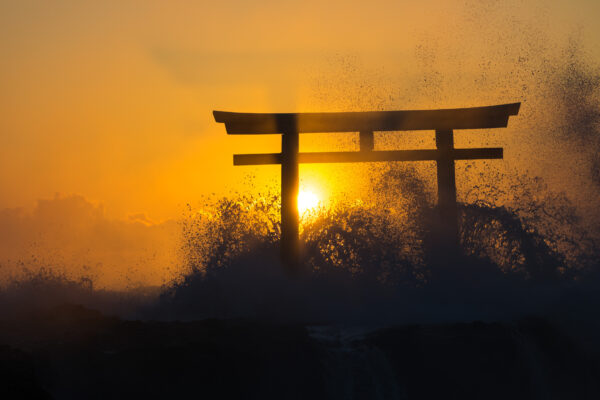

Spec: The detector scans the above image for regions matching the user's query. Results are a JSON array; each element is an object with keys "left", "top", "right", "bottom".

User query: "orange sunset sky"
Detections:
[
  {"left": 1, "top": 0, "right": 600, "bottom": 288},
  {"left": 2, "top": 0, "right": 599, "bottom": 220}
]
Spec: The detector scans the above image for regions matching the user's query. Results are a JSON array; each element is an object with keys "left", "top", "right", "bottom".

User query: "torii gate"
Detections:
[{"left": 214, "top": 102, "right": 520, "bottom": 272}]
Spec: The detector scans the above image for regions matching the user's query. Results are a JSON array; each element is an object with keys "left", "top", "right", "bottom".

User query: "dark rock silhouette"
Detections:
[{"left": 0, "top": 305, "right": 598, "bottom": 399}]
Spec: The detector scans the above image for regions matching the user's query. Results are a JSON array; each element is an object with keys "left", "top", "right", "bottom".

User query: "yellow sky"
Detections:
[{"left": 1, "top": 0, "right": 599, "bottom": 220}]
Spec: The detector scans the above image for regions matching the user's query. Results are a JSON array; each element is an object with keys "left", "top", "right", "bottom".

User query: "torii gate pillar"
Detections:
[
  {"left": 435, "top": 129, "right": 459, "bottom": 252},
  {"left": 281, "top": 130, "right": 300, "bottom": 270}
]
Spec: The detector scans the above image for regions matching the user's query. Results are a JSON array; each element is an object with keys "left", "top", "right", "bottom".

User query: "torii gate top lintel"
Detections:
[
  {"left": 213, "top": 102, "right": 520, "bottom": 134},
  {"left": 213, "top": 102, "right": 521, "bottom": 273}
]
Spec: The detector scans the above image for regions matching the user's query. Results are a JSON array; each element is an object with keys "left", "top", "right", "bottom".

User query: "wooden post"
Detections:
[
  {"left": 435, "top": 129, "right": 459, "bottom": 253},
  {"left": 281, "top": 129, "right": 300, "bottom": 271},
  {"left": 359, "top": 131, "right": 374, "bottom": 152}
]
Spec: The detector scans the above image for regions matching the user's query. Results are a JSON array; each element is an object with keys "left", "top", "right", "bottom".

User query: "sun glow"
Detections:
[{"left": 298, "top": 190, "right": 320, "bottom": 214}]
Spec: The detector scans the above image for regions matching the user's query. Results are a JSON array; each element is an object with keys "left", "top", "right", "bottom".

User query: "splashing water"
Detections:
[{"left": 149, "top": 161, "right": 598, "bottom": 323}]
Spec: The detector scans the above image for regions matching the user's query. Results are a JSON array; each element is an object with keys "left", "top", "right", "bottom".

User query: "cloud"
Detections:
[{"left": 0, "top": 194, "right": 182, "bottom": 289}]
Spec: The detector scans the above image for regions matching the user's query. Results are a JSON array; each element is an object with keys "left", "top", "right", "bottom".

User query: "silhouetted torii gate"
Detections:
[{"left": 214, "top": 102, "right": 520, "bottom": 271}]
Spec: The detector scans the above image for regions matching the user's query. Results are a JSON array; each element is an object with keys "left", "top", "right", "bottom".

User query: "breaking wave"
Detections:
[
  {"left": 150, "top": 163, "right": 599, "bottom": 324},
  {"left": 4, "top": 160, "right": 598, "bottom": 325}
]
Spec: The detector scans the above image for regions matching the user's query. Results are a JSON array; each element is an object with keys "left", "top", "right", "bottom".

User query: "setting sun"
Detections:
[{"left": 298, "top": 190, "right": 320, "bottom": 214}]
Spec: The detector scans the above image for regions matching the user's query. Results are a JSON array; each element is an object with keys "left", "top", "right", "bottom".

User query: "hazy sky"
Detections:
[{"left": 1, "top": 0, "right": 599, "bottom": 220}]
